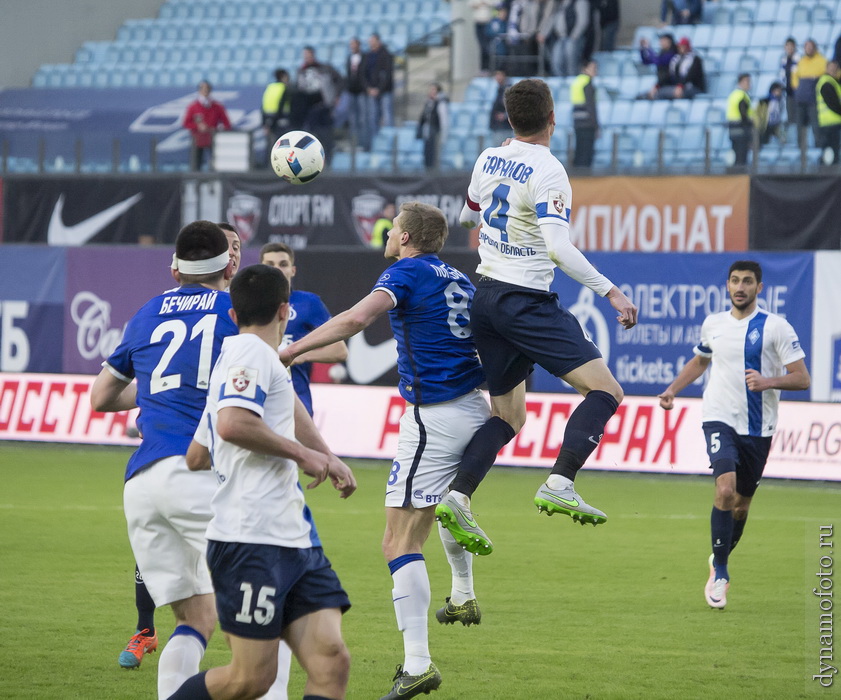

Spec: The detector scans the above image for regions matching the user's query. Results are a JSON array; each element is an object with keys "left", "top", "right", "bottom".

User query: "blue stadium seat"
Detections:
[
  {"left": 809, "top": 24, "right": 833, "bottom": 50},
  {"left": 775, "top": 0, "right": 796, "bottom": 24},
  {"left": 790, "top": 4, "right": 810, "bottom": 24},
  {"left": 731, "top": 4, "right": 755, "bottom": 24},
  {"left": 729, "top": 25, "right": 751, "bottom": 49},
  {"left": 648, "top": 101, "right": 669, "bottom": 126},
  {"left": 706, "top": 4, "right": 731, "bottom": 25},
  {"left": 687, "top": 100, "right": 709, "bottom": 124},
  {"left": 692, "top": 25, "right": 713, "bottom": 50},
  {"left": 811, "top": 4, "right": 834, "bottom": 24},
  {"left": 755, "top": 0, "right": 780, "bottom": 23},
  {"left": 665, "top": 103, "right": 687, "bottom": 124},
  {"left": 708, "top": 25, "right": 733, "bottom": 51}
]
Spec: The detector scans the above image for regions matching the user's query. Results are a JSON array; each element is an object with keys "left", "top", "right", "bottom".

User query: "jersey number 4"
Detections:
[
  {"left": 483, "top": 184, "right": 510, "bottom": 242},
  {"left": 149, "top": 315, "right": 218, "bottom": 394}
]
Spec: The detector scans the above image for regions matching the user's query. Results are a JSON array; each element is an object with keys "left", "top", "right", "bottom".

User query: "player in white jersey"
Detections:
[
  {"left": 281, "top": 202, "right": 490, "bottom": 700},
  {"left": 659, "top": 261, "right": 810, "bottom": 609},
  {"left": 170, "top": 264, "right": 356, "bottom": 700},
  {"left": 436, "top": 78, "right": 637, "bottom": 552}
]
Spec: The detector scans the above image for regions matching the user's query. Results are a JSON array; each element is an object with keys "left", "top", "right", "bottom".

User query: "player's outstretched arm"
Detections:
[
  {"left": 658, "top": 355, "right": 710, "bottom": 409},
  {"left": 745, "top": 358, "right": 811, "bottom": 393},
  {"left": 292, "top": 396, "right": 357, "bottom": 498},
  {"left": 91, "top": 367, "right": 138, "bottom": 413},
  {"left": 216, "top": 406, "right": 329, "bottom": 488},
  {"left": 280, "top": 290, "right": 394, "bottom": 366},
  {"left": 288, "top": 339, "right": 349, "bottom": 367}
]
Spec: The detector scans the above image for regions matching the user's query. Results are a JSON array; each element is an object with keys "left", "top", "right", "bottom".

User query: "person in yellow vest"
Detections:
[
  {"left": 570, "top": 59, "right": 599, "bottom": 168},
  {"left": 726, "top": 73, "right": 753, "bottom": 167},
  {"left": 816, "top": 61, "right": 841, "bottom": 164},
  {"left": 791, "top": 39, "right": 827, "bottom": 147},
  {"left": 261, "top": 68, "right": 291, "bottom": 165},
  {"left": 370, "top": 202, "right": 396, "bottom": 248}
]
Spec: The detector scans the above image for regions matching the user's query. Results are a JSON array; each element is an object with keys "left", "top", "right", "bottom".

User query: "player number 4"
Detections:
[
  {"left": 235, "top": 582, "right": 276, "bottom": 625},
  {"left": 483, "top": 184, "right": 510, "bottom": 242}
]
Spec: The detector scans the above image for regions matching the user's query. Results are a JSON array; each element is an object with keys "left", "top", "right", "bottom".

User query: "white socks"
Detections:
[
  {"left": 258, "top": 640, "right": 293, "bottom": 700},
  {"left": 438, "top": 522, "right": 475, "bottom": 605},
  {"left": 157, "top": 627, "right": 206, "bottom": 700},
  {"left": 546, "top": 474, "right": 574, "bottom": 490},
  {"left": 390, "top": 557, "right": 431, "bottom": 676}
]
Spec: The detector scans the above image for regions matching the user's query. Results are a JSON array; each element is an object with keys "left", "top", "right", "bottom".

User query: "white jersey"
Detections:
[
  {"left": 195, "top": 333, "right": 319, "bottom": 548},
  {"left": 467, "top": 139, "right": 612, "bottom": 294},
  {"left": 695, "top": 308, "right": 805, "bottom": 437}
]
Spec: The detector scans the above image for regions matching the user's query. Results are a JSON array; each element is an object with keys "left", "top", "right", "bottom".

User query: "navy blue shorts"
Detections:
[
  {"left": 207, "top": 540, "right": 351, "bottom": 640},
  {"left": 470, "top": 278, "right": 602, "bottom": 396},
  {"left": 702, "top": 421, "right": 772, "bottom": 498}
]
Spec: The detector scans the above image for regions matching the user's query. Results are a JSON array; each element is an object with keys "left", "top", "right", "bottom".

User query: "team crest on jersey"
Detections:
[
  {"left": 549, "top": 191, "right": 570, "bottom": 222},
  {"left": 748, "top": 329, "right": 761, "bottom": 345},
  {"left": 225, "top": 366, "right": 258, "bottom": 399}
]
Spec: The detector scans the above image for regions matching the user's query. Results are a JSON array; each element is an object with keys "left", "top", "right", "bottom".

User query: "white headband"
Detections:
[{"left": 171, "top": 251, "right": 230, "bottom": 275}]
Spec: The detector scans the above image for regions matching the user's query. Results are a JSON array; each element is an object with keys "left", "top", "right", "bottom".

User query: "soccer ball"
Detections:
[{"left": 270, "top": 130, "right": 325, "bottom": 185}]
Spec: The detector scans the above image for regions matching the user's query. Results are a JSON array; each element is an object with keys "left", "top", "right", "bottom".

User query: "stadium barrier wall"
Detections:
[
  {"left": 1, "top": 375, "right": 839, "bottom": 482},
  {"left": 1, "top": 246, "right": 840, "bottom": 401}
]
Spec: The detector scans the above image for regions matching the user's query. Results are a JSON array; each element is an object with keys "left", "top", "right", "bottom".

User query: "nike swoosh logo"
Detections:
[
  {"left": 453, "top": 504, "right": 478, "bottom": 528},
  {"left": 47, "top": 193, "right": 143, "bottom": 245},
  {"left": 346, "top": 332, "right": 397, "bottom": 384},
  {"left": 588, "top": 435, "right": 600, "bottom": 445},
  {"left": 539, "top": 491, "right": 579, "bottom": 508},
  {"left": 394, "top": 675, "right": 433, "bottom": 695}
]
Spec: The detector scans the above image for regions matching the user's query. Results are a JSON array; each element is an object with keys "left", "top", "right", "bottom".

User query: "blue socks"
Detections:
[
  {"left": 550, "top": 390, "right": 619, "bottom": 479},
  {"left": 711, "top": 506, "right": 733, "bottom": 580},
  {"left": 449, "top": 416, "right": 516, "bottom": 497},
  {"left": 730, "top": 514, "right": 748, "bottom": 553},
  {"left": 167, "top": 671, "right": 211, "bottom": 699},
  {"left": 134, "top": 565, "right": 156, "bottom": 635}
]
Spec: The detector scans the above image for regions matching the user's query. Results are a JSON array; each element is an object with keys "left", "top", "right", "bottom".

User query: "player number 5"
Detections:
[
  {"left": 235, "top": 582, "right": 277, "bottom": 625},
  {"left": 709, "top": 432, "right": 721, "bottom": 454}
]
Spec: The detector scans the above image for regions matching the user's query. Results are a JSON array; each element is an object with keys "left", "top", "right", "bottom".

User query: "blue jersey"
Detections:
[
  {"left": 105, "top": 285, "right": 238, "bottom": 481},
  {"left": 281, "top": 289, "right": 332, "bottom": 416},
  {"left": 373, "top": 254, "right": 484, "bottom": 405}
]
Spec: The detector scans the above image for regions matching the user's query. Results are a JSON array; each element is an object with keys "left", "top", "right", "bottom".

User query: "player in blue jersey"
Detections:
[
  {"left": 170, "top": 264, "right": 356, "bottom": 700},
  {"left": 260, "top": 242, "right": 348, "bottom": 416},
  {"left": 116, "top": 221, "right": 245, "bottom": 672},
  {"left": 91, "top": 221, "right": 239, "bottom": 698},
  {"left": 436, "top": 78, "right": 637, "bottom": 552},
  {"left": 281, "top": 202, "right": 490, "bottom": 700},
  {"left": 658, "top": 261, "right": 810, "bottom": 609}
]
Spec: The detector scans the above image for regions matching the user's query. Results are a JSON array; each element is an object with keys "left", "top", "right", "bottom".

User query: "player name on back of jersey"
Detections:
[
  {"left": 481, "top": 155, "right": 534, "bottom": 183},
  {"left": 159, "top": 290, "right": 220, "bottom": 314},
  {"left": 431, "top": 262, "right": 468, "bottom": 280}
]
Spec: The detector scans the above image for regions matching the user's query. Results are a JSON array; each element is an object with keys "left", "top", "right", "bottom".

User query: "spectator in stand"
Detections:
[
  {"left": 538, "top": 0, "right": 591, "bottom": 78},
  {"left": 816, "top": 61, "right": 841, "bottom": 164},
  {"left": 596, "top": 0, "right": 620, "bottom": 52},
  {"left": 290, "top": 46, "right": 343, "bottom": 163},
  {"left": 570, "top": 59, "right": 599, "bottom": 168},
  {"left": 370, "top": 202, "right": 396, "bottom": 248},
  {"left": 364, "top": 33, "right": 395, "bottom": 145},
  {"left": 660, "top": 0, "right": 702, "bottom": 25},
  {"left": 489, "top": 69, "right": 512, "bottom": 142},
  {"left": 834, "top": 33, "right": 841, "bottom": 64},
  {"left": 183, "top": 81, "right": 231, "bottom": 171},
  {"left": 261, "top": 69, "right": 291, "bottom": 166},
  {"left": 639, "top": 33, "right": 677, "bottom": 97},
  {"left": 726, "top": 73, "right": 753, "bottom": 167},
  {"left": 757, "top": 82, "right": 786, "bottom": 147},
  {"left": 779, "top": 38, "right": 800, "bottom": 126},
  {"left": 508, "top": 0, "right": 542, "bottom": 76},
  {"left": 647, "top": 36, "right": 705, "bottom": 99},
  {"left": 792, "top": 39, "right": 828, "bottom": 147},
  {"left": 487, "top": 6, "right": 509, "bottom": 72},
  {"left": 471, "top": 0, "right": 497, "bottom": 73},
  {"left": 344, "top": 37, "right": 369, "bottom": 150},
  {"left": 416, "top": 82, "right": 449, "bottom": 171}
]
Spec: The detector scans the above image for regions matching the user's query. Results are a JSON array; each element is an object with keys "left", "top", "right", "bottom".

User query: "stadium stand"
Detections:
[{"left": 13, "top": 0, "right": 841, "bottom": 174}]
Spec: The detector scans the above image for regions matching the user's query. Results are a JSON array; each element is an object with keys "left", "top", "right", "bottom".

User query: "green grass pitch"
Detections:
[{"left": 0, "top": 441, "right": 837, "bottom": 699}]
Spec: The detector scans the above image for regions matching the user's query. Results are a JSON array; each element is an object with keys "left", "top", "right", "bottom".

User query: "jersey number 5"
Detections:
[
  {"left": 149, "top": 315, "right": 218, "bottom": 394},
  {"left": 483, "top": 184, "right": 510, "bottom": 242}
]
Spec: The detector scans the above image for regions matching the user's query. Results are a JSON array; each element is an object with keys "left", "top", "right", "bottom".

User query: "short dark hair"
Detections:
[
  {"left": 737, "top": 72, "right": 751, "bottom": 84},
  {"left": 198, "top": 80, "right": 212, "bottom": 91},
  {"left": 399, "top": 201, "right": 448, "bottom": 254},
  {"left": 785, "top": 37, "right": 796, "bottom": 45},
  {"left": 229, "top": 264, "right": 290, "bottom": 327},
  {"left": 260, "top": 241, "right": 294, "bottom": 263},
  {"left": 273, "top": 68, "right": 288, "bottom": 82},
  {"left": 504, "top": 79, "right": 554, "bottom": 137},
  {"left": 175, "top": 220, "right": 228, "bottom": 284},
  {"left": 217, "top": 222, "right": 240, "bottom": 239},
  {"left": 728, "top": 260, "right": 762, "bottom": 284}
]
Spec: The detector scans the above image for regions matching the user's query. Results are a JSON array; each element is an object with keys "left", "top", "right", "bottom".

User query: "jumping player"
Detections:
[{"left": 436, "top": 78, "right": 637, "bottom": 553}]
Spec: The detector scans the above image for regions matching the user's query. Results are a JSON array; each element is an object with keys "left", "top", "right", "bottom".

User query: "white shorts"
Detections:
[
  {"left": 385, "top": 389, "right": 490, "bottom": 509},
  {"left": 123, "top": 455, "right": 216, "bottom": 607}
]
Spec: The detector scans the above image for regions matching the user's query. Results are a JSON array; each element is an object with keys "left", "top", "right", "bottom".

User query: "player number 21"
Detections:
[
  {"left": 149, "top": 315, "right": 218, "bottom": 394},
  {"left": 235, "top": 582, "right": 277, "bottom": 625}
]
